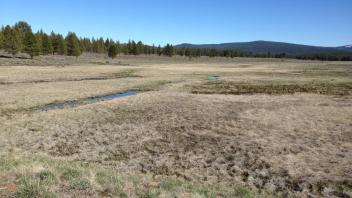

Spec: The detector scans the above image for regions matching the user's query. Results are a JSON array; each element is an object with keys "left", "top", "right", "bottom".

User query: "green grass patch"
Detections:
[
  {"left": 0, "top": 152, "right": 275, "bottom": 198},
  {"left": 15, "top": 175, "right": 56, "bottom": 198},
  {"left": 60, "top": 167, "right": 82, "bottom": 181}
]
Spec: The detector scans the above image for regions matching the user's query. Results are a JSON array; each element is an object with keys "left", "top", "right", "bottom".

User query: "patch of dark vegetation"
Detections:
[
  {"left": 89, "top": 61, "right": 130, "bottom": 66},
  {"left": 109, "top": 69, "right": 140, "bottom": 78},
  {"left": 189, "top": 81, "right": 352, "bottom": 96},
  {"left": 130, "top": 80, "right": 172, "bottom": 92},
  {"left": 0, "top": 54, "right": 31, "bottom": 59}
]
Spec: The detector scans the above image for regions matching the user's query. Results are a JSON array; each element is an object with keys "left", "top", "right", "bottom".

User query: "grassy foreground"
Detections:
[{"left": 0, "top": 152, "right": 276, "bottom": 198}]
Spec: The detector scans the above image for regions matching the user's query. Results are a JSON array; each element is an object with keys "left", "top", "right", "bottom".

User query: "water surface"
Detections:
[{"left": 41, "top": 91, "right": 137, "bottom": 111}]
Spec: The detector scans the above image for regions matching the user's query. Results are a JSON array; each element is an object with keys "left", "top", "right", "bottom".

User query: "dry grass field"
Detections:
[{"left": 0, "top": 54, "right": 351, "bottom": 197}]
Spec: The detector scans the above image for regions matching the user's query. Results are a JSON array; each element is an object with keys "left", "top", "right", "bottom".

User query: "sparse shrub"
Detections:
[
  {"left": 36, "top": 170, "right": 56, "bottom": 185},
  {"left": 69, "top": 179, "right": 91, "bottom": 191},
  {"left": 61, "top": 167, "right": 81, "bottom": 181}
]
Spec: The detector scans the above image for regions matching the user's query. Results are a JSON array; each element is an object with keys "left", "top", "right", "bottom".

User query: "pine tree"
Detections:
[
  {"left": 81, "top": 38, "right": 92, "bottom": 52},
  {"left": 163, "top": 44, "right": 174, "bottom": 57},
  {"left": 152, "top": 44, "right": 156, "bottom": 55},
  {"left": 51, "top": 32, "right": 60, "bottom": 54},
  {"left": 14, "top": 21, "right": 32, "bottom": 35},
  {"left": 23, "top": 31, "right": 40, "bottom": 58},
  {"left": 57, "top": 35, "right": 67, "bottom": 55},
  {"left": 115, "top": 41, "right": 121, "bottom": 55},
  {"left": 131, "top": 40, "right": 137, "bottom": 55},
  {"left": 65, "top": 32, "right": 81, "bottom": 57},
  {"left": 108, "top": 44, "right": 117, "bottom": 59},
  {"left": 122, "top": 43, "right": 129, "bottom": 54},
  {"left": 126, "top": 40, "right": 132, "bottom": 54},
  {"left": 136, "top": 41, "right": 144, "bottom": 55},
  {"left": 14, "top": 21, "right": 31, "bottom": 51},
  {"left": 104, "top": 38, "right": 110, "bottom": 50},
  {"left": 3, "top": 25, "right": 22, "bottom": 56},
  {"left": 0, "top": 27, "right": 4, "bottom": 49},
  {"left": 42, "top": 33, "right": 53, "bottom": 55},
  {"left": 157, "top": 45, "right": 162, "bottom": 56},
  {"left": 35, "top": 31, "right": 44, "bottom": 55},
  {"left": 96, "top": 38, "right": 105, "bottom": 53}
]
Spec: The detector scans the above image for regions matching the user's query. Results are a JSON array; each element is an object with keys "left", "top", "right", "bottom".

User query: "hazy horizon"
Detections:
[{"left": 1, "top": 0, "right": 351, "bottom": 47}]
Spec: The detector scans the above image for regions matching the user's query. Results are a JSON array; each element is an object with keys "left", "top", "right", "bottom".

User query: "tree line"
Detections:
[
  {"left": 0, "top": 21, "right": 176, "bottom": 59},
  {"left": 1, "top": 21, "right": 351, "bottom": 61}
]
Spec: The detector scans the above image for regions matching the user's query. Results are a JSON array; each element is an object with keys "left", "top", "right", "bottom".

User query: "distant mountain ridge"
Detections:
[
  {"left": 176, "top": 41, "right": 352, "bottom": 55},
  {"left": 336, "top": 45, "right": 352, "bottom": 52}
]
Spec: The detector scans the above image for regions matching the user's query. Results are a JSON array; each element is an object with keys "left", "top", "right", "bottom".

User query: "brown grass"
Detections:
[
  {"left": 189, "top": 81, "right": 352, "bottom": 95},
  {"left": 0, "top": 54, "right": 351, "bottom": 197}
]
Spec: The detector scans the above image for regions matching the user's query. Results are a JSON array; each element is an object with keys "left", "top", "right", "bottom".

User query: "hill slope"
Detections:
[
  {"left": 336, "top": 45, "right": 352, "bottom": 52},
  {"left": 176, "top": 41, "right": 350, "bottom": 55}
]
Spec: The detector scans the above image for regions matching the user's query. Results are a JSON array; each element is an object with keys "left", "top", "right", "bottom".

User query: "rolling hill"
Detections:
[{"left": 176, "top": 41, "right": 352, "bottom": 55}]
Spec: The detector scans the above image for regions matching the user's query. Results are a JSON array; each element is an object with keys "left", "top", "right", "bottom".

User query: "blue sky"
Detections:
[{"left": 1, "top": 0, "right": 351, "bottom": 46}]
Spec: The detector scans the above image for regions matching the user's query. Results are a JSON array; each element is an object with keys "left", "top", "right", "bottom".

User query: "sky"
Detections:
[{"left": 0, "top": 0, "right": 351, "bottom": 47}]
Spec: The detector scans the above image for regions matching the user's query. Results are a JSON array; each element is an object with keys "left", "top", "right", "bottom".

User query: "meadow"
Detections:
[{"left": 0, "top": 54, "right": 351, "bottom": 197}]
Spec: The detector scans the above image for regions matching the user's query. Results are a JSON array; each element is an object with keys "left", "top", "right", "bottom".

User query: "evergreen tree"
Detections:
[
  {"left": 136, "top": 41, "right": 144, "bottom": 55},
  {"left": 163, "top": 44, "right": 174, "bottom": 57},
  {"left": 127, "top": 40, "right": 132, "bottom": 54},
  {"left": 0, "top": 27, "right": 4, "bottom": 49},
  {"left": 152, "top": 44, "right": 156, "bottom": 54},
  {"left": 57, "top": 35, "right": 67, "bottom": 55},
  {"left": 14, "top": 21, "right": 32, "bottom": 35},
  {"left": 108, "top": 44, "right": 117, "bottom": 59},
  {"left": 35, "top": 30, "right": 44, "bottom": 54},
  {"left": 122, "top": 43, "right": 129, "bottom": 54},
  {"left": 104, "top": 38, "right": 110, "bottom": 50},
  {"left": 131, "top": 40, "right": 137, "bottom": 55},
  {"left": 157, "top": 45, "right": 162, "bottom": 56},
  {"left": 42, "top": 33, "right": 53, "bottom": 55},
  {"left": 51, "top": 31, "right": 66, "bottom": 54},
  {"left": 23, "top": 31, "right": 40, "bottom": 58},
  {"left": 3, "top": 25, "right": 22, "bottom": 56},
  {"left": 81, "top": 38, "right": 92, "bottom": 52},
  {"left": 115, "top": 41, "right": 121, "bottom": 55},
  {"left": 14, "top": 21, "right": 31, "bottom": 50},
  {"left": 96, "top": 38, "right": 105, "bottom": 53},
  {"left": 65, "top": 32, "right": 81, "bottom": 57}
]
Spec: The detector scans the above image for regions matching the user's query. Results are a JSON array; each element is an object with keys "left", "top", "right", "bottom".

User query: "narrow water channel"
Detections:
[{"left": 41, "top": 91, "right": 137, "bottom": 111}]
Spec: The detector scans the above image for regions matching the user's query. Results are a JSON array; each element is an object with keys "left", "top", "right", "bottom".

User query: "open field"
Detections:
[{"left": 0, "top": 54, "right": 351, "bottom": 197}]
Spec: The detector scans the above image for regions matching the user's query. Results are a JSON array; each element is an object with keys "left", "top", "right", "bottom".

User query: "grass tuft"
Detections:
[
  {"left": 15, "top": 175, "right": 55, "bottom": 198},
  {"left": 60, "top": 167, "right": 81, "bottom": 181}
]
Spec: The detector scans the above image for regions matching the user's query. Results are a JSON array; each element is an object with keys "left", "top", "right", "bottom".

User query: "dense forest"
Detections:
[{"left": 0, "top": 21, "right": 351, "bottom": 61}]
